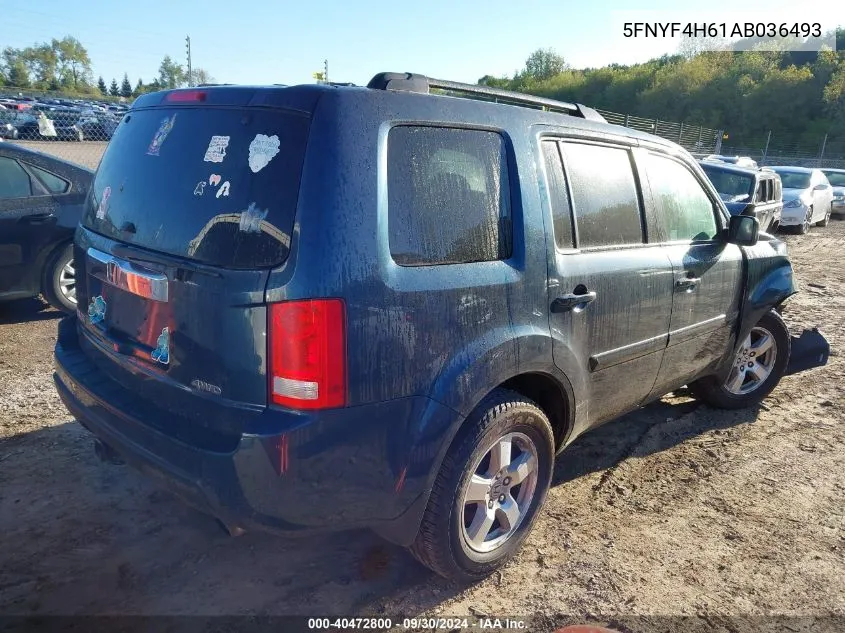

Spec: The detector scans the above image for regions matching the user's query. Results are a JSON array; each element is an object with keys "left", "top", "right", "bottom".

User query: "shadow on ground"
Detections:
[
  {"left": 0, "top": 298, "right": 62, "bottom": 325},
  {"left": 0, "top": 389, "right": 765, "bottom": 619}
]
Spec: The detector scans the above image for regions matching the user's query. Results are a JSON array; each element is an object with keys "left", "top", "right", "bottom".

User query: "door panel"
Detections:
[
  {"left": 653, "top": 241, "right": 743, "bottom": 394},
  {"left": 0, "top": 157, "right": 56, "bottom": 296},
  {"left": 549, "top": 248, "right": 675, "bottom": 425},
  {"left": 540, "top": 138, "right": 673, "bottom": 428},
  {"left": 637, "top": 149, "right": 744, "bottom": 398}
]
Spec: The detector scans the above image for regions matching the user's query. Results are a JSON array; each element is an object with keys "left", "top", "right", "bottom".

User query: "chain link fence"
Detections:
[{"left": 6, "top": 88, "right": 840, "bottom": 172}]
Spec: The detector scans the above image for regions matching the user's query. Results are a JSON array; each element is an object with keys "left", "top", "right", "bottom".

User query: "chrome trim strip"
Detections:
[{"left": 86, "top": 247, "right": 169, "bottom": 302}]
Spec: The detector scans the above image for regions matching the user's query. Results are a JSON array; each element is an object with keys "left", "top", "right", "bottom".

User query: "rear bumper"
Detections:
[{"left": 54, "top": 316, "right": 456, "bottom": 544}]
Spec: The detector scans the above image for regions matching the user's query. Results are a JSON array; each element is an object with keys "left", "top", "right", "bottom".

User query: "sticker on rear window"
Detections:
[
  {"left": 151, "top": 327, "right": 170, "bottom": 365},
  {"left": 248, "top": 134, "right": 280, "bottom": 173},
  {"left": 203, "top": 135, "right": 230, "bottom": 163},
  {"left": 88, "top": 295, "right": 106, "bottom": 325},
  {"left": 239, "top": 202, "right": 269, "bottom": 233},
  {"left": 193, "top": 181, "right": 206, "bottom": 196},
  {"left": 147, "top": 114, "right": 176, "bottom": 156},
  {"left": 216, "top": 181, "right": 230, "bottom": 198},
  {"left": 96, "top": 186, "right": 111, "bottom": 219},
  {"left": 209, "top": 174, "right": 222, "bottom": 186}
]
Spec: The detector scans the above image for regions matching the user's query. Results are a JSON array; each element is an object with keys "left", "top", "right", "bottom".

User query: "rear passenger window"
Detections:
[
  {"left": 644, "top": 153, "right": 719, "bottom": 242},
  {"left": 28, "top": 164, "right": 69, "bottom": 194},
  {"left": 559, "top": 142, "right": 643, "bottom": 248},
  {"left": 541, "top": 140, "right": 574, "bottom": 249},
  {"left": 388, "top": 126, "right": 511, "bottom": 266},
  {"left": 0, "top": 157, "right": 32, "bottom": 199}
]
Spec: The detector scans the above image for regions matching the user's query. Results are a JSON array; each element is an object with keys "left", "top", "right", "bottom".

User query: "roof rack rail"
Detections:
[{"left": 367, "top": 72, "right": 606, "bottom": 122}]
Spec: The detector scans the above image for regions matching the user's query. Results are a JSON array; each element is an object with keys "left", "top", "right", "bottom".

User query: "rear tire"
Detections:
[
  {"left": 409, "top": 389, "right": 554, "bottom": 582},
  {"left": 689, "top": 310, "right": 790, "bottom": 410},
  {"left": 42, "top": 243, "right": 77, "bottom": 314}
]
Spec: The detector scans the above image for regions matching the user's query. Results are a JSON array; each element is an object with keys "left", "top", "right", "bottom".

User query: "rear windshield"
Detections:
[
  {"left": 701, "top": 165, "right": 754, "bottom": 203},
  {"left": 773, "top": 171, "right": 811, "bottom": 189},
  {"left": 84, "top": 105, "right": 310, "bottom": 268},
  {"left": 822, "top": 171, "right": 845, "bottom": 187}
]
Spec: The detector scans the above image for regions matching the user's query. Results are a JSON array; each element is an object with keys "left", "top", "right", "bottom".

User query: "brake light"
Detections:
[
  {"left": 164, "top": 90, "right": 207, "bottom": 103},
  {"left": 269, "top": 299, "right": 346, "bottom": 409}
]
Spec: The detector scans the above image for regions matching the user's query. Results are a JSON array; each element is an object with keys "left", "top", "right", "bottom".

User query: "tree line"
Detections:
[
  {"left": 480, "top": 30, "right": 845, "bottom": 146},
  {"left": 0, "top": 37, "right": 213, "bottom": 99}
]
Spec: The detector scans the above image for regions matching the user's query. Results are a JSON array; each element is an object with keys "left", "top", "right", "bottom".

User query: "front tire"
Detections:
[
  {"left": 817, "top": 203, "right": 831, "bottom": 227},
  {"left": 797, "top": 207, "right": 812, "bottom": 234},
  {"left": 42, "top": 243, "right": 77, "bottom": 314},
  {"left": 689, "top": 310, "right": 790, "bottom": 410},
  {"left": 409, "top": 389, "right": 554, "bottom": 582}
]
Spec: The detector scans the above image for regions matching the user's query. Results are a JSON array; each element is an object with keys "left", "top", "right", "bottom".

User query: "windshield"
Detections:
[
  {"left": 85, "top": 105, "right": 310, "bottom": 269},
  {"left": 774, "top": 171, "right": 812, "bottom": 189},
  {"left": 822, "top": 171, "right": 845, "bottom": 187},
  {"left": 701, "top": 165, "right": 754, "bottom": 202}
]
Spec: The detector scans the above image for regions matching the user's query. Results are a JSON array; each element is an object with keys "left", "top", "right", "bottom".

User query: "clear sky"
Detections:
[{"left": 3, "top": 0, "right": 840, "bottom": 88}]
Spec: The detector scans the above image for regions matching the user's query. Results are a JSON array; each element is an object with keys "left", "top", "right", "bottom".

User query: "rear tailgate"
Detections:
[{"left": 73, "top": 90, "right": 313, "bottom": 432}]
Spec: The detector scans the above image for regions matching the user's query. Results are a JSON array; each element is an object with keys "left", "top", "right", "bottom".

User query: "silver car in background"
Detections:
[
  {"left": 770, "top": 166, "right": 834, "bottom": 234},
  {"left": 821, "top": 169, "right": 845, "bottom": 217}
]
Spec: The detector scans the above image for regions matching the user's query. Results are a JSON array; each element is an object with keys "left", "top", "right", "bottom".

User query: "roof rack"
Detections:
[{"left": 367, "top": 72, "right": 606, "bottom": 123}]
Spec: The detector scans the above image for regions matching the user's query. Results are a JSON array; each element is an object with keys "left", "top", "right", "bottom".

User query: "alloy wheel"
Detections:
[
  {"left": 461, "top": 431, "right": 539, "bottom": 553},
  {"left": 724, "top": 326, "right": 778, "bottom": 395},
  {"left": 58, "top": 258, "right": 77, "bottom": 305}
]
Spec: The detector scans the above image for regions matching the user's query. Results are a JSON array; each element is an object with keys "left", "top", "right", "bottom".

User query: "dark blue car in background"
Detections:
[{"left": 54, "top": 74, "right": 796, "bottom": 582}]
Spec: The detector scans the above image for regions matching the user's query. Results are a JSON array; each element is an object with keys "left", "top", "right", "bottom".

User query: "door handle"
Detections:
[
  {"left": 551, "top": 291, "right": 597, "bottom": 312},
  {"left": 675, "top": 276, "right": 701, "bottom": 291}
]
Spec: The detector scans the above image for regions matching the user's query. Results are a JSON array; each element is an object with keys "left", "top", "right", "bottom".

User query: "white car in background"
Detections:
[
  {"left": 770, "top": 166, "right": 834, "bottom": 234},
  {"left": 821, "top": 168, "right": 845, "bottom": 217}
]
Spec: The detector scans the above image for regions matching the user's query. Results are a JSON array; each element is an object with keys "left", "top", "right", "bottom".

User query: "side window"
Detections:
[
  {"left": 766, "top": 179, "right": 774, "bottom": 202},
  {"left": 28, "top": 164, "right": 69, "bottom": 194},
  {"left": 387, "top": 126, "right": 511, "bottom": 266},
  {"left": 643, "top": 153, "right": 719, "bottom": 242},
  {"left": 559, "top": 142, "right": 643, "bottom": 248},
  {"left": 541, "top": 140, "right": 574, "bottom": 249},
  {"left": 0, "top": 157, "right": 33, "bottom": 199},
  {"left": 755, "top": 180, "right": 765, "bottom": 203}
]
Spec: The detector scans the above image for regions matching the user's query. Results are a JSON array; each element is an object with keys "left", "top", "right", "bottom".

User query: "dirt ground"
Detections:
[{"left": 1, "top": 220, "right": 843, "bottom": 632}]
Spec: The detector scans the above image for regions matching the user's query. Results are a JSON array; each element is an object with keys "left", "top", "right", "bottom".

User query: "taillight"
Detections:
[
  {"left": 164, "top": 90, "right": 207, "bottom": 103},
  {"left": 269, "top": 299, "right": 346, "bottom": 410}
]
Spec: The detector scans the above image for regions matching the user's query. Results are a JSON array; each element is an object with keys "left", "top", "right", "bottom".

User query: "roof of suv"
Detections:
[
  {"left": 699, "top": 160, "right": 761, "bottom": 178},
  {"left": 130, "top": 72, "right": 684, "bottom": 152}
]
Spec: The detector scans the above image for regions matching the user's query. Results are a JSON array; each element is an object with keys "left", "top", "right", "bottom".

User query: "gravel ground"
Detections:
[{"left": 0, "top": 220, "right": 843, "bottom": 631}]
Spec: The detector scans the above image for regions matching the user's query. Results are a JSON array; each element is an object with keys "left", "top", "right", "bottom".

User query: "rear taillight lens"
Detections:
[
  {"left": 269, "top": 299, "right": 346, "bottom": 410},
  {"left": 164, "top": 90, "right": 207, "bottom": 103}
]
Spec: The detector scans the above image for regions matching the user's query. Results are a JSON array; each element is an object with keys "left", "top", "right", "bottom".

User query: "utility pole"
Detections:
[
  {"left": 324, "top": 59, "right": 329, "bottom": 84},
  {"left": 186, "top": 36, "right": 193, "bottom": 87},
  {"left": 762, "top": 130, "right": 772, "bottom": 165},
  {"left": 818, "top": 133, "right": 828, "bottom": 167}
]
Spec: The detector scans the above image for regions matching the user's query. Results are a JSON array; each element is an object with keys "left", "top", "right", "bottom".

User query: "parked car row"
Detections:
[
  {"left": 0, "top": 95, "right": 127, "bottom": 142},
  {"left": 699, "top": 155, "right": 843, "bottom": 235}
]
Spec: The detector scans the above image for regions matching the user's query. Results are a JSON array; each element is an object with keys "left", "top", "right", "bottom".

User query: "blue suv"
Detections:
[{"left": 54, "top": 72, "right": 796, "bottom": 581}]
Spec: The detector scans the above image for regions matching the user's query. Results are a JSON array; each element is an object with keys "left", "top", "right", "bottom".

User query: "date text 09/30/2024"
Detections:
[
  {"left": 307, "top": 617, "right": 529, "bottom": 630},
  {"left": 622, "top": 22, "right": 822, "bottom": 38}
]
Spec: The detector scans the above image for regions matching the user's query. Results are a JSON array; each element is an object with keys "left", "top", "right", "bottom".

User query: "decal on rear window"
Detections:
[
  {"left": 193, "top": 181, "right": 206, "bottom": 196},
  {"left": 208, "top": 174, "right": 221, "bottom": 186},
  {"left": 151, "top": 327, "right": 170, "bottom": 365},
  {"left": 248, "top": 134, "right": 280, "bottom": 173},
  {"left": 96, "top": 186, "right": 112, "bottom": 219},
  {"left": 203, "top": 135, "right": 230, "bottom": 163},
  {"left": 239, "top": 202, "right": 269, "bottom": 233},
  {"left": 216, "top": 181, "right": 230, "bottom": 198},
  {"left": 147, "top": 114, "right": 176, "bottom": 156},
  {"left": 88, "top": 295, "right": 106, "bottom": 325}
]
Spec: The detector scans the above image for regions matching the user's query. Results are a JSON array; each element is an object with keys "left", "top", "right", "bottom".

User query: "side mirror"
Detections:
[
  {"left": 727, "top": 214, "right": 759, "bottom": 246},
  {"left": 814, "top": 183, "right": 827, "bottom": 191}
]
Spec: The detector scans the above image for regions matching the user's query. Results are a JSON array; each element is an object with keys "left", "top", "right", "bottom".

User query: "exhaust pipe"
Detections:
[{"left": 94, "top": 440, "right": 126, "bottom": 465}]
